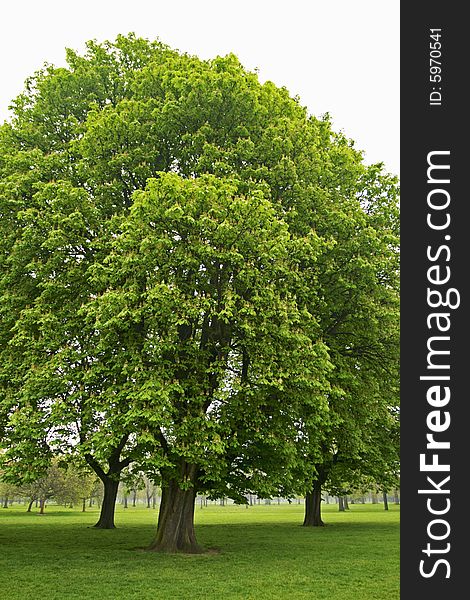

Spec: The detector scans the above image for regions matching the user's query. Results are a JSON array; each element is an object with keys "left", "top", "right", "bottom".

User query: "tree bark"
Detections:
[
  {"left": 147, "top": 463, "right": 202, "bottom": 553},
  {"left": 383, "top": 490, "right": 389, "bottom": 511},
  {"left": 343, "top": 496, "right": 350, "bottom": 510},
  {"left": 27, "top": 498, "right": 35, "bottom": 512},
  {"left": 39, "top": 498, "right": 46, "bottom": 514},
  {"left": 93, "top": 477, "right": 119, "bottom": 529},
  {"left": 338, "top": 496, "right": 345, "bottom": 511},
  {"left": 84, "top": 440, "right": 132, "bottom": 529},
  {"left": 303, "top": 482, "right": 325, "bottom": 527}
]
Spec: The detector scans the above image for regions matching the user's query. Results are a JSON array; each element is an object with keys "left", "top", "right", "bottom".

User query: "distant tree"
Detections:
[
  {"left": 57, "top": 467, "right": 97, "bottom": 511},
  {"left": 18, "top": 463, "right": 69, "bottom": 514},
  {"left": 143, "top": 476, "right": 158, "bottom": 509},
  {"left": 0, "top": 481, "right": 18, "bottom": 508}
]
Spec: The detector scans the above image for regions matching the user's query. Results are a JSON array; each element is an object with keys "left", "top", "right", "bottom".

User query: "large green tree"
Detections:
[
  {"left": 85, "top": 171, "right": 331, "bottom": 551},
  {"left": 0, "top": 34, "right": 329, "bottom": 541},
  {"left": 0, "top": 33, "right": 399, "bottom": 549}
]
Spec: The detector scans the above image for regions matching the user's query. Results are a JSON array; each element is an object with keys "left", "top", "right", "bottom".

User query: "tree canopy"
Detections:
[{"left": 0, "top": 33, "right": 399, "bottom": 550}]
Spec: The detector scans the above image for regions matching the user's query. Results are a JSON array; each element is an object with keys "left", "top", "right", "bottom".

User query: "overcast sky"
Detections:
[{"left": 0, "top": 0, "right": 399, "bottom": 176}]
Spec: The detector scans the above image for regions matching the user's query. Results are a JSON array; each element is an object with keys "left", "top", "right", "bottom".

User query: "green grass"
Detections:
[{"left": 0, "top": 502, "right": 399, "bottom": 599}]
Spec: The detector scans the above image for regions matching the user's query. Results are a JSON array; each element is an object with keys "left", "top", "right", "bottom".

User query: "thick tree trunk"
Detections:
[
  {"left": 147, "top": 464, "right": 202, "bottom": 553},
  {"left": 343, "top": 496, "right": 350, "bottom": 510},
  {"left": 338, "top": 496, "right": 345, "bottom": 511},
  {"left": 303, "top": 482, "right": 324, "bottom": 526},
  {"left": 93, "top": 477, "right": 119, "bottom": 529},
  {"left": 39, "top": 498, "right": 46, "bottom": 514},
  {"left": 82, "top": 498, "right": 86, "bottom": 512},
  {"left": 2, "top": 496, "right": 8, "bottom": 508}
]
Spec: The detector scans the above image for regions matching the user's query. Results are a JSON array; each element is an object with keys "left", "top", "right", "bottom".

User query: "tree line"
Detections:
[
  {"left": 0, "top": 461, "right": 397, "bottom": 513},
  {"left": 0, "top": 34, "right": 399, "bottom": 553}
]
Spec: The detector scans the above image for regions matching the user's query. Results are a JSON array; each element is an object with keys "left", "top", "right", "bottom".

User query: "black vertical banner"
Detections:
[{"left": 401, "top": 3, "right": 467, "bottom": 597}]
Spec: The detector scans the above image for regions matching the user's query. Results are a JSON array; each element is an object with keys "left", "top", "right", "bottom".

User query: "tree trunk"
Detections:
[
  {"left": 93, "top": 477, "right": 119, "bottom": 529},
  {"left": 132, "top": 489, "right": 137, "bottom": 507},
  {"left": 383, "top": 490, "right": 389, "bottom": 511},
  {"left": 2, "top": 496, "right": 8, "bottom": 508},
  {"left": 39, "top": 498, "right": 46, "bottom": 514},
  {"left": 338, "top": 496, "right": 345, "bottom": 511},
  {"left": 394, "top": 489, "right": 400, "bottom": 504},
  {"left": 343, "top": 496, "right": 350, "bottom": 510},
  {"left": 147, "top": 463, "right": 202, "bottom": 553},
  {"left": 82, "top": 498, "right": 86, "bottom": 512},
  {"left": 84, "top": 436, "right": 133, "bottom": 529},
  {"left": 303, "top": 482, "right": 324, "bottom": 526},
  {"left": 27, "top": 498, "right": 35, "bottom": 512}
]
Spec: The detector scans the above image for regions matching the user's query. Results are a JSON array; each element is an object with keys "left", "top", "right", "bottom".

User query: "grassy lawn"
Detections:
[{"left": 0, "top": 502, "right": 399, "bottom": 599}]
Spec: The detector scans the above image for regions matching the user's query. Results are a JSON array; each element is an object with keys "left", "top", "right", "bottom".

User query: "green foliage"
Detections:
[
  {"left": 0, "top": 33, "right": 399, "bottom": 509},
  {"left": 5, "top": 461, "right": 96, "bottom": 510}
]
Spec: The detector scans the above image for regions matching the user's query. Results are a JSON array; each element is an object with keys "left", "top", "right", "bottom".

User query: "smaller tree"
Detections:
[
  {"left": 0, "top": 480, "right": 18, "bottom": 508},
  {"left": 56, "top": 467, "right": 97, "bottom": 511},
  {"left": 143, "top": 475, "right": 158, "bottom": 509},
  {"left": 19, "top": 463, "right": 68, "bottom": 514}
]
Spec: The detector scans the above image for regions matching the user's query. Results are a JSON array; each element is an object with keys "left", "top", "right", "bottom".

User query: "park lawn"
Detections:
[{"left": 0, "top": 502, "right": 399, "bottom": 600}]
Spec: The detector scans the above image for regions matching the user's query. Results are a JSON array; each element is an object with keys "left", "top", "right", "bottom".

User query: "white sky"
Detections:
[{"left": 0, "top": 0, "right": 399, "bottom": 176}]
